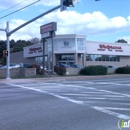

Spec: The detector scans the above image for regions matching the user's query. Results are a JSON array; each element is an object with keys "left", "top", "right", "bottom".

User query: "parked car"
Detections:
[
  {"left": 0, "top": 64, "right": 4, "bottom": 68},
  {"left": 58, "top": 61, "right": 74, "bottom": 66},
  {"left": 70, "top": 64, "right": 84, "bottom": 69},
  {"left": 55, "top": 63, "right": 71, "bottom": 68},
  {"left": 103, "top": 65, "right": 117, "bottom": 69},
  {"left": 54, "top": 63, "right": 70, "bottom": 75},
  {"left": 20, "top": 63, "right": 32, "bottom": 68},
  {"left": 40, "top": 65, "right": 47, "bottom": 70},
  {"left": 1, "top": 63, "right": 20, "bottom": 69}
]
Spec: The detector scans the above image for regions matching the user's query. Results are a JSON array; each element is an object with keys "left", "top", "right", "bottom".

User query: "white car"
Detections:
[
  {"left": 1, "top": 63, "right": 20, "bottom": 69},
  {"left": 40, "top": 66, "right": 47, "bottom": 70}
]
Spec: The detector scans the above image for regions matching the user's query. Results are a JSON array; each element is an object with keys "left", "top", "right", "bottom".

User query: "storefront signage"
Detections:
[
  {"left": 29, "top": 47, "right": 42, "bottom": 54},
  {"left": 40, "top": 22, "right": 57, "bottom": 34},
  {"left": 64, "top": 40, "right": 69, "bottom": 46},
  {"left": 61, "top": 39, "right": 72, "bottom": 48},
  {"left": 97, "top": 44, "right": 123, "bottom": 52},
  {"left": 41, "top": 32, "right": 51, "bottom": 38}
]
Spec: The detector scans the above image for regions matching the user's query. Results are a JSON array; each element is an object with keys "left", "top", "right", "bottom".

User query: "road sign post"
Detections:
[{"left": 40, "top": 22, "right": 57, "bottom": 75}]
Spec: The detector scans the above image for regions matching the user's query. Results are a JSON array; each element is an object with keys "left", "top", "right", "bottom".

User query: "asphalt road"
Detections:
[{"left": 1, "top": 77, "right": 130, "bottom": 130}]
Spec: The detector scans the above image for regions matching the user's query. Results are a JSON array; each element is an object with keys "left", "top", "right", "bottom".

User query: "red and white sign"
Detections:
[
  {"left": 86, "top": 41, "right": 130, "bottom": 56},
  {"left": 29, "top": 47, "right": 42, "bottom": 54},
  {"left": 40, "top": 22, "right": 57, "bottom": 34},
  {"left": 24, "top": 44, "right": 44, "bottom": 58},
  {"left": 97, "top": 44, "right": 123, "bottom": 52}
]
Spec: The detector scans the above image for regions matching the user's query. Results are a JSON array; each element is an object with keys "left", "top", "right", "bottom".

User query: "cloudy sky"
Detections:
[{"left": 0, "top": 0, "right": 130, "bottom": 43}]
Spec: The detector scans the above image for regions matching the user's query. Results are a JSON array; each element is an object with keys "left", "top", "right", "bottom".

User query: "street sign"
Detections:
[
  {"left": 41, "top": 32, "right": 51, "bottom": 39},
  {"left": 40, "top": 22, "right": 57, "bottom": 34}
]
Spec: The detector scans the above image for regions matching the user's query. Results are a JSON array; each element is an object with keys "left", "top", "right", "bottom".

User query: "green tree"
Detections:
[
  {"left": 0, "top": 40, "right": 6, "bottom": 58},
  {"left": 116, "top": 39, "right": 128, "bottom": 43},
  {"left": 30, "top": 37, "right": 40, "bottom": 44}
]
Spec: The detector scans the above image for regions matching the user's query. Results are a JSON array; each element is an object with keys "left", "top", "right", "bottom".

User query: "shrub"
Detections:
[
  {"left": 79, "top": 65, "right": 107, "bottom": 75},
  {"left": 54, "top": 66, "right": 66, "bottom": 76},
  {"left": 115, "top": 67, "right": 130, "bottom": 74}
]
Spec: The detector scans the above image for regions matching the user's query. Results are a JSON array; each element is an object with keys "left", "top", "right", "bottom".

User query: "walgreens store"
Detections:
[
  {"left": 86, "top": 41, "right": 130, "bottom": 67},
  {"left": 22, "top": 34, "right": 130, "bottom": 68}
]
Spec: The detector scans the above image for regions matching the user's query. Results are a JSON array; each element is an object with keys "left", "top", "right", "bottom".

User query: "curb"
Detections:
[{"left": 0, "top": 74, "right": 130, "bottom": 83}]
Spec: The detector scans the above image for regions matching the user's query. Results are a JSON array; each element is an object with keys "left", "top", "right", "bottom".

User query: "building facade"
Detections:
[{"left": 10, "top": 34, "right": 130, "bottom": 68}]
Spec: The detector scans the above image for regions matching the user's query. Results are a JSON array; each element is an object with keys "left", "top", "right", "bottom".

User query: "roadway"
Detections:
[{"left": 0, "top": 77, "right": 130, "bottom": 130}]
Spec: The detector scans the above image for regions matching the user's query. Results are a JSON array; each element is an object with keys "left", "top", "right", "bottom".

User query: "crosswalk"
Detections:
[{"left": 7, "top": 78, "right": 130, "bottom": 119}]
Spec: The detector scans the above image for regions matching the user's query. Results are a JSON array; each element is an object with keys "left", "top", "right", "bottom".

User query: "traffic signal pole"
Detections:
[
  {"left": 0, "top": 24, "right": 10, "bottom": 79},
  {"left": 8, "top": 5, "right": 60, "bottom": 36},
  {"left": 5, "top": 5, "right": 60, "bottom": 79},
  {"left": 1, "top": 0, "right": 75, "bottom": 79},
  {"left": 6, "top": 22, "right": 10, "bottom": 79}
]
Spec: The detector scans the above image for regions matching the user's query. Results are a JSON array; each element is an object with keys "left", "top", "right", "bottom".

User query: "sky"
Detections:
[{"left": 0, "top": 0, "right": 130, "bottom": 43}]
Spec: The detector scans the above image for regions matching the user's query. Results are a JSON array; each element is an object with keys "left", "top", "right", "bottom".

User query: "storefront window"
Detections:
[
  {"left": 93, "top": 55, "right": 98, "bottom": 61},
  {"left": 77, "top": 38, "right": 86, "bottom": 51},
  {"left": 110, "top": 56, "right": 114, "bottom": 61},
  {"left": 60, "top": 54, "right": 74, "bottom": 60},
  {"left": 117, "top": 56, "right": 120, "bottom": 62},
  {"left": 98, "top": 55, "right": 102, "bottom": 61},
  {"left": 86, "top": 55, "right": 120, "bottom": 62},
  {"left": 35, "top": 57, "right": 43, "bottom": 63},
  {"left": 106, "top": 56, "right": 110, "bottom": 61},
  {"left": 35, "top": 56, "right": 47, "bottom": 63}
]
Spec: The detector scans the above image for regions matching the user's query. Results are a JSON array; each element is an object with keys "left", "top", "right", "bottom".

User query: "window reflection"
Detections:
[
  {"left": 86, "top": 54, "right": 120, "bottom": 62},
  {"left": 59, "top": 54, "right": 74, "bottom": 60}
]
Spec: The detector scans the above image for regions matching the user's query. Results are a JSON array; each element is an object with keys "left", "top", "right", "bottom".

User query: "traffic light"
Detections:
[
  {"left": 63, "top": 0, "right": 74, "bottom": 7},
  {"left": 60, "top": 0, "right": 74, "bottom": 12},
  {"left": 3, "top": 50, "right": 8, "bottom": 58}
]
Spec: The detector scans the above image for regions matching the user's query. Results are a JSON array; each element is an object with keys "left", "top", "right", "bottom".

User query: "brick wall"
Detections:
[
  {"left": 65, "top": 68, "right": 115, "bottom": 75},
  {"left": 0, "top": 68, "right": 36, "bottom": 78}
]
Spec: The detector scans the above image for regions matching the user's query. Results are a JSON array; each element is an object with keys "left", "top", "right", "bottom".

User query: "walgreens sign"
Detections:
[
  {"left": 29, "top": 47, "right": 42, "bottom": 54},
  {"left": 97, "top": 44, "right": 123, "bottom": 52}
]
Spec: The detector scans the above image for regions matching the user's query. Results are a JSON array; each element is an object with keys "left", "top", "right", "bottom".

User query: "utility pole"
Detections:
[{"left": 6, "top": 22, "right": 10, "bottom": 79}]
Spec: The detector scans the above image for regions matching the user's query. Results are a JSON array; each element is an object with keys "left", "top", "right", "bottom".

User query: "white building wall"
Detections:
[
  {"left": 22, "top": 34, "right": 130, "bottom": 67},
  {"left": 86, "top": 41, "right": 130, "bottom": 56}
]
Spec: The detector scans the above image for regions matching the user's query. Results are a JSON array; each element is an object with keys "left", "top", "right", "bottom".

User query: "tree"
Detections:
[
  {"left": 116, "top": 39, "right": 128, "bottom": 43},
  {"left": 0, "top": 39, "right": 34, "bottom": 64},
  {"left": 0, "top": 40, "right": 6, "bottom": 58},
  {"left": 29, "top": 37, "right": 40, "bottom": 44}
]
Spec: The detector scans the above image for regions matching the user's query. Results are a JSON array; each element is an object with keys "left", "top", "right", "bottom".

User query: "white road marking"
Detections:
[
  {"left": 96, "top": 82, "right": 121, "bottom": 85},
  {"left": 84, "top": 101, "right": 130, "bottom": 106},
  {"left": 6, "top": 83, "right": 83, "bottom": 105},
  {"left": 102, "top": 107, "right": 130, "bottom": 111},
  {"left": 93, "top": 106, "right": 130, "bottom": 119},
  {"left": 78, "top": 97, "right": 107, "bottom": 100},
  {"left": 99, "top": 90, "right": 130, "bottom": 98},
  {"left": 95, "top": 95, "right": 125, "bottom": 97},
  {"left": 52, "top": 83, "right": 130, "bottom": 98},
  {"left": 6, "top": 82, "right": 130, "bottom": 120},
  {"left": 80, "top": 92, "right": 104, "bottom": 94},
  {"left": 18, "top": 82, "right": 130, "bottom": 98},
  {"left": 61, "top": 93, "right": 125, "bottom": 98}
]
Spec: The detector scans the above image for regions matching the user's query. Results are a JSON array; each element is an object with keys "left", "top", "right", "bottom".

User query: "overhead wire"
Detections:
[
  {"left": 0, "top": 0, "right": 41, "bottom": 20},
  {"left": 0, "top": 0, "right": 28, "bottom": 14}
]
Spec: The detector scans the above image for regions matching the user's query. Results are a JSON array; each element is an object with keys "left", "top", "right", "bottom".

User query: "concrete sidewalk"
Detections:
[{"left": 0, "top": 74, "right": 130, "bottom": 83}]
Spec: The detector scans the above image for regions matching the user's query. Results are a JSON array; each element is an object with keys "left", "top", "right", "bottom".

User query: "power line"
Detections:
[
  {"left": 0, "top": 0, "right": 41, "bottom": 20},
  {"left": 0, "top": 0, "right": 27, "bottom": 14}
]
